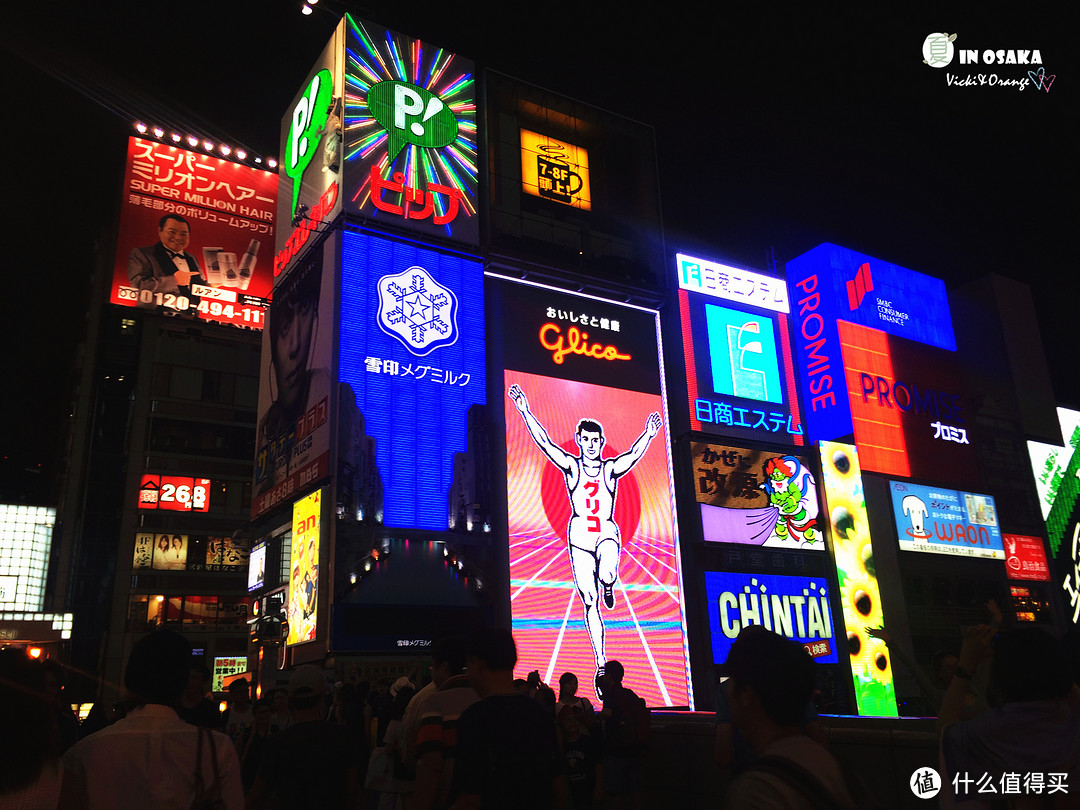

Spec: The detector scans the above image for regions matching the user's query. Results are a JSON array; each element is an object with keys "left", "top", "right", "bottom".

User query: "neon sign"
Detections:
[
  {"left": 137, "top": 475, "right": 210, "bottom": 512},
  {"left": 787, "top": 243, "right": 956, "bottom": 442},
  {"left": 538, "top": 323, "right": 631, "bottom": 365},
  {"left": 704, "top": 572, "right": 838, "bottom": 664},
  {"left": 343, "top": 16, "right": 478, "bottom": 244},
  {"left": 520, "top": 129, "right": 591, "bottom": 210}
]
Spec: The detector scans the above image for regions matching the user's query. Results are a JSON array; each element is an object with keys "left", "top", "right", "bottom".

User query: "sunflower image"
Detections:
[{"left": 820, "top": 441, "right": 897, "bottom": 716}]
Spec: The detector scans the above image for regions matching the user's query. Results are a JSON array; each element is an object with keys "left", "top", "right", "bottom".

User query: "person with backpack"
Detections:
[
  {"left": 597, "top": 660, "right": 649, "bottom": 809},
  {"left": 720, "top": 626, "right": 862, "bottom": 809}
]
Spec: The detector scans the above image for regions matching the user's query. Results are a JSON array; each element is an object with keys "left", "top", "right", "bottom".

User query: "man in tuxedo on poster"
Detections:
[{"left": 508, "top": 383, "right": 661, "bottom": 689}]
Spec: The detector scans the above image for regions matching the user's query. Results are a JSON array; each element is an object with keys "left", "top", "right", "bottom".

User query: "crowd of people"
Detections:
[{"left": 2, "top": 618, "right": 1078, "bottom": 809}]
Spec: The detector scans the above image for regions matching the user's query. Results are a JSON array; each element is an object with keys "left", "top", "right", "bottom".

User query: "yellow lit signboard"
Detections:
[
  {"left": 520, "top": 129, "right": 591, "bottom": 210},
  {"left": 287, "top": 489, "right": 321, "bottom": 646}
]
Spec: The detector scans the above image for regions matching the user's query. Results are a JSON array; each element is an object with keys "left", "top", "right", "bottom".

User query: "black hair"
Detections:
[
  {"left": 432, "top": 635, "right": 468, "bottom": 676},
  {"left": 158, "top": 214, "right": 189, "bottom": 230},
  {"left": 576, "top": 419, "right": 603, "bottom": 437},
  {"left": 605, "top": 660, "right": 625, "bottom": 683},
  {"left": 467, "top": 627, "right": 518, "bottom": 672},
  {"left": 269, "top": 254, "right": 322, "bottom": 342},
  {"left": 124, "top": 629, "right": 192, "bottom": 706}
]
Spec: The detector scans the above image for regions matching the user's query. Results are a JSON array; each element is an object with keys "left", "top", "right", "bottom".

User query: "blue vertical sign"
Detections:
[
  {"left": 786, "top": 243, "right": 956, "bottom": 442},
  {"left": 338, "top": 230, "right": 486, "bottom": 529}
]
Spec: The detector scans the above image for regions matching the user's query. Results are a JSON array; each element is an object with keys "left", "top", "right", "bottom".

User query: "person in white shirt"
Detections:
[{"left": 59, "top": 629, "right": 243, "bottom": 810}]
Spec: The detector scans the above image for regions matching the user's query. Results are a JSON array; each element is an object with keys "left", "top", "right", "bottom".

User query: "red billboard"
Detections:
[
  {"left": 1003, "top": 534, "right": 1051, "bottom": 582},
  {"left": 137, "top": 474, "right": 211, "bottom": 512},
  {"left": 110, "top": 137, "right": 277, "bottom": 328},
  {"left": 838, "top": 321, "right": 979, "bottom": 485}
]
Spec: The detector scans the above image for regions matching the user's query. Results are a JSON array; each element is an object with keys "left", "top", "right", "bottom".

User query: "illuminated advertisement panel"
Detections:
[
  {"left": 253, "top": 238, "right": 336, "bottom": 519},
  {"left": 1026, "top": 409, "right": 1080, "bottom": 623},
  {"left": 676, "top": 254, "right": 790, "bottom": 313},
  {"left": 343, "top": 16, "right": 478, "bottom": 245},
  {"left": 497, "top": 278, "right": 691, "bottom": 708},
  {"left": 133, "top": 533, "right": 188, "bottom": 570},
  {"left": 212, "top": 656, "right": 248, "bottom": 692},
  {"left": 1028, "top": 407, "right": 1080, "bottom": 549},
  {"left": 677, "top": 255, "right": 803, "bottom": 447},
  {"left": 274, "top": 19, "right": 344, "bottom": 283},
  {"left": 787, "top": 243, "right": 955, "bottom": 442},
  {"left": 888, "top": 481, "right": 1004, "bottom": 560},
  {"left": 338, "top": 230, "right": 486, "bottom": 529},
  {"left": 248, "top": 542, "right": 268, "bottom": 592},
  {"left": 136, "top": 475, "right": 211, "bottom": 512},
  {"left": 520, "top": 129, "right": 591, "bottom": 210},
  {"left": 838, "top": 321, "right": 978, "bottom": 484},
  {"left": 109, "top": 137, "right": 276, "bottom": 328},
  {"left": 704, "top": 571, "right": 838, "bottom": 664},
  {"left": 1002, "top": 534, "right": 1051, "bottom": 582},
  {"left": 0, "top": 505, "right": 55, "bottom": 611},
  {"left": 693, "top": 442, "right": 824, "bottom": 551},
  {"left": 819, "top": 442, "right": 897, "bottom": 716},
  {"left": 287, "top": 489, "right": 322, "bottom": 646}
]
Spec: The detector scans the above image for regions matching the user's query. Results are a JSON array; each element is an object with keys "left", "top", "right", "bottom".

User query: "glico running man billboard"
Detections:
[
  {"left": 676, "top": 253, "right": 804, "bottom": 446},
  {"left": 110, "top": 137, "right": 277, "bottom": 327},
  {"left": 786, "top": 243, "right": 956, "bottom": 443},
  {"left": 496, "top": 277, "right": 691, "bottom": 708},
  {"left": 343, "top": 16, "right": 478, "bottom": 245},
  {"left": 338, "top": 230, "right": 486, "bottom": 530}
]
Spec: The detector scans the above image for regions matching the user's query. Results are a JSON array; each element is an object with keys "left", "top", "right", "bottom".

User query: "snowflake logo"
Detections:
[{"left": 376, "top": 265, "right": 459, "bottom": 356}]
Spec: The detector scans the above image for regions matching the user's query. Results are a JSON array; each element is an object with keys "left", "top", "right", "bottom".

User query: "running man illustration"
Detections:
[{"left": 508, "top": 383, "right": 662, "bottom": 681}]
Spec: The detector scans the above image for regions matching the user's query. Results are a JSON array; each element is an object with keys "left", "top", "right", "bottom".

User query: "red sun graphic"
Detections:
[{"left": 539, "top": 439, "right": 643, "bottom": 542}]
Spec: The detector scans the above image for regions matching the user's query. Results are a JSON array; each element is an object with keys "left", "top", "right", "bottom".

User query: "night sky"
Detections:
[{"left": 0, "top": 3, "right": 1069, "bottom": 499}]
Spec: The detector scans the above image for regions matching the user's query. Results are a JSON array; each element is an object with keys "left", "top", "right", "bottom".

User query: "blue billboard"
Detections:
[
  {"left": 786, "top": 243, "right": 956, "bottom": 442},
  {"left": 703, "top": 571, "right": 839, "bottom": 665},
  {"left": 338, "top": 230, "right": 486, "bottom": 529},
  {"left": 888, "top": 480, "right": 1004, "bottom": 560}
]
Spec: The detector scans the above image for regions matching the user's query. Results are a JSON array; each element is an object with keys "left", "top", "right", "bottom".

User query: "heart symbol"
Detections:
[{"left": 1027, "top": 67, "right": 1056, "bottom": 92}]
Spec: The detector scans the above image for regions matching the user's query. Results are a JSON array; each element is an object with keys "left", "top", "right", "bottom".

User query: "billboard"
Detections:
[
  {"left": 253, "top": 238, "right": 336, "bottom": 519},
  {"left": 212, "top": 656, "right": 248, "bottom": 693},
  {"left": 136, "top": 475, "right": 211, "bottom": 512},
  {"left": 703, "top": 571, "right": 838, "bottom": 664},
  {"left": 676, "top": 254, "right": 803, "bottom": 446},
  {"left": 132, "top": 533, "right": 248, "bottom": 572},
  {"left": 0, "top": 505, "right": 55, "bottom": 611},
  {"left": 520, "top": 129, "right": 591, "bottom": 210},
  {"left": 287, "top": 488, "right": 322, "bottom": 646},
  {"left": 109, "top": 137, "right": 276, "bottom": 328},
  {"left": 787, "top": 243, "right": 955, "bottom": 442},
  {"left": 497, "top": 278, "right": 691, "bottom": 708},
  {"left": 337, "top": 230, "right": 486, "bottom": 530},
  {"left": 1027, "top": 407, "right": 1080, "bottom": 549},
  {"left": 888, "top": 480, "right": 1004, "bottom": 560},
  {"left": 1002, "top": 534, "right": 1051, "bottom": 582},
  {"left": 343, "top": 16, "right": 478, "bottom": 245},
  {"left": 248, "top": 542, "right": 268, "bottom": 592},
  {"left": 275, "top": 18, "right": 344, "bottom": 283},
  {"left": 693, "top": 442, "right": 824, "bottom": 551},
  {"left": 819, "top": 442, "right": 897, "bottom": 717},
  {"left": 839, "top": 321, "right": 979, "bottom": 483}
]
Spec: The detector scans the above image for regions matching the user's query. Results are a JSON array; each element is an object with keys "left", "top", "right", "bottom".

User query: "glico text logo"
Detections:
[
  {"left": 539, "top": 323, "right": 631, "bottom": 366},
  {"left": 285, "top": 69, "right": 333, "bottom": 217}
]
